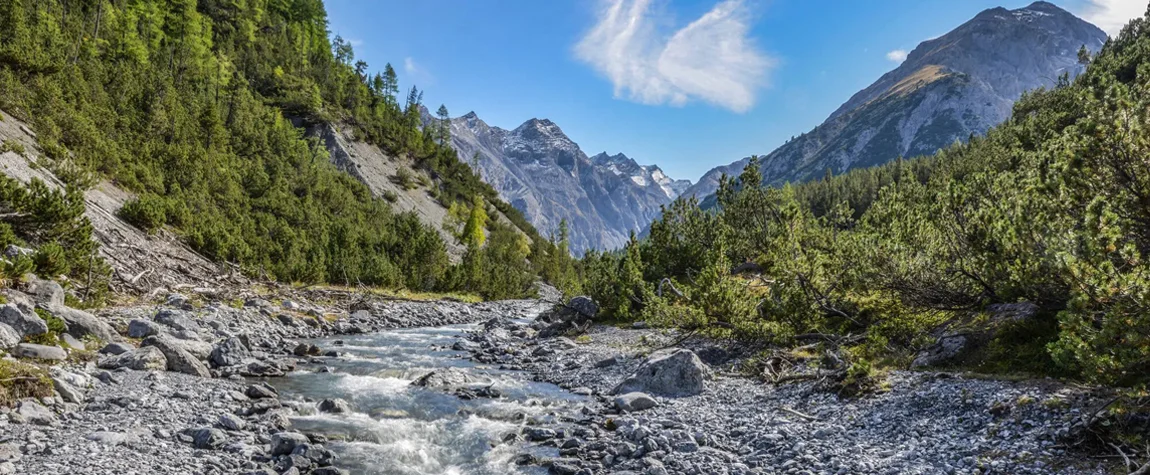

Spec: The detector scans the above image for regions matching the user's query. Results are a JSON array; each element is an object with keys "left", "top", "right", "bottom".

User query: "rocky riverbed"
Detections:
[
  {"left": 461, "top": 303, "right": 1118, "bottom": 475},
  {"left": 0, "top": 279, "right": 553, "bottom": 475},
  {"left": 0, "top": 285, "right": 1123, "bottom": 475}
]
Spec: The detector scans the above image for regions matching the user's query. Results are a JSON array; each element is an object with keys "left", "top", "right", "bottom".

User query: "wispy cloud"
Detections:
[
  {"left": 348, "top": 38, "right": 364, "bottom": 48},
  {"left": 885, "top": 49, "right": 909, "bottom": 63},
  {"left": 404, "top": 57, "right": 434, "bottom": 85},
  {"left": 574, "top": 0, "right": 774, "bottom": 113},
  {"left": 1078, "top": 0, "right": 1145, "bottom": 37}
]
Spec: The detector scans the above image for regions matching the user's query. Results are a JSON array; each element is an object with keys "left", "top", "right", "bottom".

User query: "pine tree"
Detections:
[{"left": 436, "top": 104, "right": 450, "bottom": 145}]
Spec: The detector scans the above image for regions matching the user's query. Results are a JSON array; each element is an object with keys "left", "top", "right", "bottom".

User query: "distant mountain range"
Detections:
[
  {"left": 441, "top": 1, "right": 1106, "bottom": 253},
  {"left": 681, "top": 1, "right": 1107, "bottom": 199},
  {"left": 447, "top": 113, "right": 691, "bottom": 253}
]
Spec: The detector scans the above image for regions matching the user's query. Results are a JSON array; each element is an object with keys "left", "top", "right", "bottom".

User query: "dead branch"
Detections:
[{"left": 779, "top": 407, "right": 820, "bottom": 421}]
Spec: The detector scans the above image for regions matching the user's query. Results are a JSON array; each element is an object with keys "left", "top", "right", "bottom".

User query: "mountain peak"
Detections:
[{"left": 461, "top": 111, "right": 479, "bottom": 120}]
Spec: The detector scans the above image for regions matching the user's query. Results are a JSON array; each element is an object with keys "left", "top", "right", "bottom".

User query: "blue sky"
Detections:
[{"left": 325, "top": 0, "right": 1141, "bottom": 182}]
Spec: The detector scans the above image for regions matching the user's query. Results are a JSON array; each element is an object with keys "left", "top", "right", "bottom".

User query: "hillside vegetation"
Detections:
[
  {"left": 0, "top": 0, "right": 566, "bottom": 300},
  {"left": 579, "top": 7, "right": 1150, "bottom": 385}
]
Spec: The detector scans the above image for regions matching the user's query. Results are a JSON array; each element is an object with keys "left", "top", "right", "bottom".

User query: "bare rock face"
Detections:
[
  {"left": 0, "top": 303, "right": 47, "bottom": 337},
  {"left": 612, "top": 348, "right": 709, "bottom": 397},
  {"left": 682, "top": 1, "right": 1108, "bottom": 201},
  {"left": 447, "top": 114, "right": 690, "bottom": 254}
]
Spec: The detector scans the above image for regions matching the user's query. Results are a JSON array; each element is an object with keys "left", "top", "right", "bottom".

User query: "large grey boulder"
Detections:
[
  {"left": 25, "top": 278, "right": 64, "bottom": 309},
  {"left": 97, "top": 346, "right": 168, "bottom": 371},
  {"left": 410, "top": 368, "right": 474, "bottom": 388},
  {"left": 154, "top": 309, "right": 201, "bottom": 332},
  {"left": 141, "top": 335, "right": 210, "bottom": 377},
  {"left": 614, "top": 392, "right": 658, "bottom": 412},
  {"left": 12, "top": 343, "right": 67, "bottom": 361},
  {"left": 0, "top": 323, "right": 19, "bottom": 349},
  {"left": 209, "top": 337, "right": 250, "bottom": 368},
  {"left": 270, "top": 432, "right": 309, "bottom": 456},
  {"left": 190, "top": 428, "right": 228, "bottom": 449},
  {"left": 537, "top": 296, "right": 599, "bottom": 338},
  {"left": 317, "top": 398, "right": 352, "bottom": 414},
  {"left": 911, "top": 334, "right": 969, "bottom": 368},
  {"left": 612, "top": 348, "right": 708, "bottom": 397},
  {"left": 15, "top": 401, "right": 55, "bottom": 425},
  {"left": 0, "top": 304, "right": 47, "bottom": 337},
  {"left": 43, "top": 305, "right": 119, "bottom": 344},
  {"left": 127, "top": 319, "right": 163, "bottom": 338}
]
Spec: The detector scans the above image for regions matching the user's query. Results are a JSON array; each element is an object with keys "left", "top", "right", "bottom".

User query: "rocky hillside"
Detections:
[
  {"left": 683, "top": 1, "right": 1107, "bottom": 199},
  {"left": 448, "top": 113, "right": 691, "bottom": 253}
]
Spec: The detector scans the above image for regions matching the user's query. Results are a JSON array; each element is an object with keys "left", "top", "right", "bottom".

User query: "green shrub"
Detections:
[
  {"left": 119, "top": 195, "right": 169, "bottom": 233},
  {"left": 392, "top": 168, "right": 417, "bottom": 190},
  {"left": 32, "top": 242, "right": 69, "bottom": 277},
  {"left": 0, "top": 359, "right": 52, "bottom": 406},
  {"left": 0, "top": 139, "right": 25, "bottom": 157}
]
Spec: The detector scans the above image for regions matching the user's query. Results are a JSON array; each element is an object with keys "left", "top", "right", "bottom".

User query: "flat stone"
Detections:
[
  {"left": 97, "top": 346, "right": 168, "bottom": 371},
  {"left": 13, "top": 343, "right": 67, "bottom": 361},
  {"left": 614, "top": 392, "right": 659, "bottom": 412},
  {"left": 270, "top": 432, "right": 309, "bottom": 456}
]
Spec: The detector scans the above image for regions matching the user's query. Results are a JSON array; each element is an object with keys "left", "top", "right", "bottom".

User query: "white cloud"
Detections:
[
  {"left": 403, "top": 57, "right": 434, "bottom": 85},
  {"left": 885, "top": 49, "right": 909, "bottom": 63},
  {"left": 574, "top": 0, "right": 774, "bottom": 113},
  {"left": 1078, "top": 0, "right": 1145, "bottom": 37},
  {"left": 348, "top": 38, "right": 364, "bottom": 48}
]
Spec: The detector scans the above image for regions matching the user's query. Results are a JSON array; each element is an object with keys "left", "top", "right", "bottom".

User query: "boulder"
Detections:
[
  {"left": 15, "top": 401, "right": 55, "bottom": 425},
  {"left": 611, "top": 348, "right": 708, "bottom": 397},
  {"left": 0, "top": 323, "right": 19, "bottom": 349},
  {"left": 12, "top": 343, "right": 67, "bottom": 361},
  {"left": 210, "top": 337, "right": 250, "bottom": 368},
  {"left": 141, "top": 335, "right": 211, "bottom": 377},
  {"left": 99, "top": 342, "right": 133, "bottom": 355},
  {"left": 270, "top": 432, "right": 309, "bottom": 456},
  {"left": 97, "top": 346, "right": 168, "bottom": 371},
  {"left": 567, "top": 296, "right": 599, "bottom": 320},
  {"left": 127, "top": 319, "right": 163, "bottom": 338},
  {"left": 614, "top": 392, "right": 658, "bottom": 412},
  {"left": 410, "top": 368, "right": 474, "bottom": 388},
  {"left": 190, "top": 428, "right": 228, "bottom": 449},
  {"left": 0, "top": 304, "right": 47, "bottom": 337},
  {"left": 44, "top": 305, "right": 119, "bottom": 344},
  {"left": 217, "top": 413, "right": 246, "bottom": 431},
  {"left": 317, "top": 398, "right": 352, "bottom": 414},
  {"left": 25, "top": 278, "right": 64, "bottom": 309},
  {"left": 154, "top": 309, "right": 200, "bottom": 332},
  {"left": 911, "top": 334, "right": 969, "bottom": 368},
  {"left": 174, "top": 338, "right": 213, "bottom": 361},
  {"left": 245, "top": 384, "right": 278, "bottom": 400},
  {"left": 61, "top": 333, "right": 85, "bottom": 351},
  {"left": 51, "top": 376, "right": 85, "bottom": 403}
]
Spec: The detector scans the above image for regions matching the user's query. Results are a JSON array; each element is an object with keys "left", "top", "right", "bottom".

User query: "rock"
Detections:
[
  {"left": 526, "top": 428, "right": 558, "bottom": 441},
  {"left": 292, "top": 343, "right": 320, "bottom": 357},
  {"left": 218, "top": 413, "right": 246, "bottom": 431},
  {"left": 567, "top": 296, "right": 599, "bottom": 319},
  {"left": 127, "top": 319, "right": 163, "bottom": 338},
  {"left": 912, "top": 334, "right": 968, "bottom": 368},
  {"left": 12, "top": 343, "right": 67, "bottom": 361},
  {"left": 174, "top": 338, "right": 213, "bottom": 361},
  {"left": 154, "top": 309, "right": 200, "bottom": 332},
  {"left": 3, "top": 244, "right": 33, "bottom": 258},
  {"left": 987, "top": 302, "right": 1039, "bottom": 323},
  {"left": 612, "top": 348, "right": 708, "bottom": 397},
  {"left": 61, "top": 333, "right": 85, "bottom": 350},
  {"left": 0, "top": 323, "right": 19, "bottom": 349},
  {"left": 210, "top": 337, "right": 250, "bottom": 368},
  {"left": 51, "top": 376, "right": 84, "bottom": 403},
  {"left": 245, "top": 384, "right": 278, "bottom": 400},
  {"left": 15, "top": 401, "right": 54, "bottom": 425},
  {"left": 191, "top": 427, "right": 228, "bottom": 449},
  {"left": 317, "top": 398, "right": 352, "bottom": 414},
  {"left": 85, "top": 431, "right": 139, "bottom": 446},
  {"left": 166, "top": 293, "right": 192, "bottom": 309},
  {"left": 141, "top": 334, "right": 211, "bottom": 377},
  {"left": 614, "top": 392, "right": 659, "bottom": 412},
  {"left": 282, "top": 299, "right": 301, "bottom": 311},
  {"left": 97, "top": 346, "right": 167, "bottom": 371},
  {"left": 44, "top": 305, "right": 119, "bottom": 343},
  {"left": 99, "top": 342, "right": 133, "bottom": 355},
  {"left": 410, "top": 368, "right": 474, "bottom": 388},
  {"left": 276, "top": 314, "right": 298, "bottom": 327},
  {"left": 25, "top": 278, "right": 64, "bottom": 308},
  {"left": 311, "top": 468, "right": 348, "bottom": 475},
  {"left": 594, "top": 356, "right": 620, "bottom": 368},
  {"left": 270, "top": 432, "right": 309, "bottom": 456},
  {"left": 0, "top": 303, "right": 47, "bottom": 337},
  {"left": 244, "top": 298, "right": 273, "bottom": 309}
]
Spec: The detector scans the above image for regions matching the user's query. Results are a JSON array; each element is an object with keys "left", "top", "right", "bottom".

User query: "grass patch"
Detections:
[{"left": 0, "top": 359, "right": 52, "bottom": 406}]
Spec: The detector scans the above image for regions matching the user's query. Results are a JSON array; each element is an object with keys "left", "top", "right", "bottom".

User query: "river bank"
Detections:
[{"left": 462, "top": 314, "right": 1117, "bottom": 475}]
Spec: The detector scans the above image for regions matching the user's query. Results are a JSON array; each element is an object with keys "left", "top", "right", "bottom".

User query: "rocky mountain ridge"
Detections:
[
  {"left": 448, "top": 112, "right": 691, "bottom": 253},
  {"left": 682, "top": 1, "right": 1108, "bottom": 199}
]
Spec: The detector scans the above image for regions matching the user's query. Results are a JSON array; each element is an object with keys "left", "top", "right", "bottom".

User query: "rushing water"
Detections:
[{"left": 265, "top": 323, "right": 586, "bottom": 475}]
